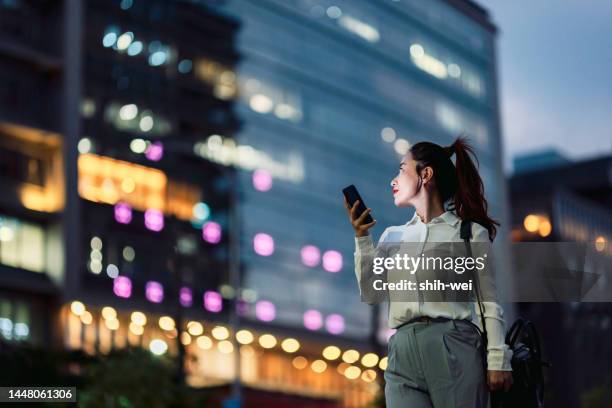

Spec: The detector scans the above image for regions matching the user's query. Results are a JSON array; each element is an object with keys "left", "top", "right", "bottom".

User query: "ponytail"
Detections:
[
  {"left": 409, "top": 136, "right": 499, "bottom": 241},
  {"left": 449, "top": 137, "right": 499, "bottom": 240}
]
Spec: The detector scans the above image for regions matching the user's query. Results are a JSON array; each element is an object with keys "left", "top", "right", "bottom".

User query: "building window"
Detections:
[
  {"left": 78, "top": 153, "right": 202, "bottom": 221},
  {"left": 195, "top": 59, "right": 237, "bottom": 100},
  {"left": 238, "top": 76, "right": 303, "bottom": 123},
  {"left": 0, "top": 123, "right": 64, "bottom": 212},
  {"left": 103, "top": 101, "right": 172, "bottom": 137},
  {"left": 0, "top": 298, "right": 31, "bottom": 342},
  {"left": 0, "top": 215, "right": 45, "bottom": 273}
]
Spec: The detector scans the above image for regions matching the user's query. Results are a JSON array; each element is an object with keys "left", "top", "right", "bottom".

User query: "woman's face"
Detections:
[{"left": 390, "top": 153, "right": 421, "bottom": 207}]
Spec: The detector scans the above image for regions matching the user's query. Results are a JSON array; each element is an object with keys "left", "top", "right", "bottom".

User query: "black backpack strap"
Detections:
[
  {"left": 460, "top": 218, "right": 472, "bottom": 241},
  {"left": 461, "top": 219, "right": 489, "bottom": 369}
]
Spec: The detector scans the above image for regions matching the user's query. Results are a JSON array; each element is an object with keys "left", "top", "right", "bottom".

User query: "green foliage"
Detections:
[
  {"left": 0, "top": 341, "right": 214, "bottom": 408},
  {"left": 78, "top": 347, "right": 177, "bottom": 408}
]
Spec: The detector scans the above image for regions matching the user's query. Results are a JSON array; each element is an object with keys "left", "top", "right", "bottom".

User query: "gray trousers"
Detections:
[{"left": 384, "top": 319, "right": 490, "bottom": 408}]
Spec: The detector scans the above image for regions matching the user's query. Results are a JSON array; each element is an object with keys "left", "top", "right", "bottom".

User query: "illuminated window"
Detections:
[
  {"left": 0, "top": 123, "right": 64, "bottom": 212},
  {"left": 238, "top": 76, "right": 302, "bottom": 123},
  {"left": 195, "top": 59, "right": 237, "bottom": 100},
  {"left": 77, "top": 153, "right": 201, "bottom": 221},
  {"left": 409, "top": 42, "right": 485, "bottom": 98},
  {"left": 0, "top": 215, "right": 45, "bottom": 273},
  {"left": 337, "top": 15, "right": 380, "bottom": 43},
  {"left": 0, "top": 299, "right": 31, "bottom": 342},
  {"left": 103, "top": 102, "right": 172, "bottom": 137},
  {"left": 193, "top": 134, "right": 304, "bottom": 183}
]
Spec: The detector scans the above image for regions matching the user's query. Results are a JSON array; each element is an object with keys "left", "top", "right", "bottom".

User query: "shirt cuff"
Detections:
[
  {"left": 487, "top": 345, "right": 513, "bottom": 371},
  {"left": 354, "top": 235, "right": 374, "bottom": 252}
]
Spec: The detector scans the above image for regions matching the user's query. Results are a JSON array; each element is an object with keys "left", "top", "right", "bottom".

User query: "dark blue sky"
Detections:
[{"left": 477, "top": 1, "right": 612, "bottom": 171}]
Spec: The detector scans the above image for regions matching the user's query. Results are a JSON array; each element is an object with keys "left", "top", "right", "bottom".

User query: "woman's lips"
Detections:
[{"left": 392, "top": 188, "right": 398, "bottom": 195}]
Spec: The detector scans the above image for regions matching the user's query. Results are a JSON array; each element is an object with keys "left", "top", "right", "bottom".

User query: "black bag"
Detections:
[{"left": 461, "top": 220, "right": 549, "bottom": 408}]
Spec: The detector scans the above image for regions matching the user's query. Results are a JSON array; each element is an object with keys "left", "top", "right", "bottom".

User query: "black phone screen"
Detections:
[{"left": 342, "top": 184, "right": 374, "bottom": 224}]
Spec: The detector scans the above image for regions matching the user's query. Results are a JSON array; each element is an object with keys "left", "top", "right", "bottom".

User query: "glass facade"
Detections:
[
  {"left": 0, "top": 0, "right": 506, "bottom": 405},
  {"left": 74, "top": 0, "right": 239, "bottom": 318},
  {"left": 211, "top": 0, "right": 507, "bottom": 340}
]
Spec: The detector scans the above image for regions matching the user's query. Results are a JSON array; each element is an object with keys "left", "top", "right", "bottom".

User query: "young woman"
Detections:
[{"left": 344, "top": 137, "right": 513, "bottom": 408}]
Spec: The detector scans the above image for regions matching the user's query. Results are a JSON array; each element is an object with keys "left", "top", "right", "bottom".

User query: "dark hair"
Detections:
[{"left": 409, "top": 136, "right": 499, "bottom": 241}]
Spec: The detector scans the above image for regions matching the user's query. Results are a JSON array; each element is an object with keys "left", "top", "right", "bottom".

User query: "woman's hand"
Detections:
[
  {"left": 343, "top": 197, "right": 377, "bottom": 237},
  {"left": 487, "top": 370, "right": 513, "bottom": 392}
]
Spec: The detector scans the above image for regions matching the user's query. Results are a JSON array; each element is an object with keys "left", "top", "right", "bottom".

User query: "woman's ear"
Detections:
[{"left": 421, "top": 166, "right": 434, "bottom": 185}]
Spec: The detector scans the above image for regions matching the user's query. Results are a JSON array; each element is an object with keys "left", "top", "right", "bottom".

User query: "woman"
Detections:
[{"left": 344, "top": 137, "right": 513, "bottom": 408}]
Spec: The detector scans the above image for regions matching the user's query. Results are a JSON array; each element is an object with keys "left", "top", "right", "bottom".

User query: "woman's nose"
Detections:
[{"left": 390, "top": 179, "right": 396, "bottom": 187}]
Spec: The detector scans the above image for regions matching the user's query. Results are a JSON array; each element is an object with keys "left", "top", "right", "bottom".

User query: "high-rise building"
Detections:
[
  {"left": 510, "top": 154, "right": 612, "bottom": 407},
  {"left": 0, "top": 1, "right": 508, "bottom": 406},
  {"left": 0, "top": 0, "right": 239, "bottom": 363},
  {"left": 205, "top": 0, "right": 509, "bottom": 406}
]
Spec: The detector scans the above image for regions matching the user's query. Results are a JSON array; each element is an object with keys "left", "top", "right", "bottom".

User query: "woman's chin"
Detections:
[{"left": 393, "top": 197, "right": 411, "bottom": 207}]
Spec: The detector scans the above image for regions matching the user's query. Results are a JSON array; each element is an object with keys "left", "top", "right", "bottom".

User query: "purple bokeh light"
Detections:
[
  {"left": 300, "top": 245, "right": 320, "bottom": 267},
  {"left": 204, "top": 290, "right": 222, "bottom": 313},
  {"left": 179, "top": 287, "right": 193, "bottom": 307},
  {"left": 202, "top": 221, "right": 222, "bottom": 244},
  {"left": 252, "top": 169, "right": 273, "bottom": 192},
  {"left": 145, "top": 141, "right": 163, "bottom": 161},
  {"left": 303, "top": 309, "right": 323, "bottom": 331},
  {"left": 114, "top": 202, "right": 132, "bottom": 224},
  {"left": 322, "top": 250, "right": 343, "bottom": 273},
  {"left": 236, "top": 299, "right": 249, "bottom": 316},
  {"left": 145, "top": 281, "right": 164, "bottom": 303},
  {"left": 325, "top": 313, "right": 345, "bottom": 335},
  {"left": 113, "top": 276, "right": 132, "bottom": 298},
  {"left": 144, "top": 208, "right": 164, "bottom": 232},
  {"left": 253, "top": 233, "right": 274, "bottom": 256},
  {"left": 255, "top": 300, "right": 276, "bottom": 322}
]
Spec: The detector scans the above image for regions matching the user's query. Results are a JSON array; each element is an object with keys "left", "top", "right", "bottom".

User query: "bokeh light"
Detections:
[
  {"left": 202, "top": 221, "right": 222, "bottom": 244},
  {"left": 145, "top": 141, "right": 163, "bottom": 161},
  {"left": 144, "top": 209, "right": 164, "bottom": 232},
  {"left": 179, "top": 287, "right": 193, "bottom": 307},
  {"left": 322, "top": 250, "right": 343, "bottom": 273},
  {"left": 300, "top": 245, "right": 320, "bottom": 267},
  {"left": 255, "top": 300, "right": 276, "bottom": 322},
  {"left": 145, "top": 281, "right": 164, "bottom": 303},
  {"left": 303, "top": 309, "right": 323, "bottom": 331},
  {"left": 113, "top": 276, "right": 132, "bottom": 298},
  {"left": 325, "top": 314, "right": 345, "bottom": 335},
  {"left": 204, "top": 290, "right": 222, "bottom": 313},
  {"left": 253, "top": 233, "right": 274, "bottom": 256},
  {"left": 252, "top": 169, "right": 273, "bottom": 191}
]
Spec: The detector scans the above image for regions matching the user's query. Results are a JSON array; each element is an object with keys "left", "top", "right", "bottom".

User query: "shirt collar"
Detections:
[{"left": 406, "top": 210, "right": 461, "bottom": 227}]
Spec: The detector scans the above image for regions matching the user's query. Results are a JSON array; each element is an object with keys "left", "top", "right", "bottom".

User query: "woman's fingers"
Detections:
[
  {"left": 361, "top": 219, "right": 377, "bottom": 230},
  {"left": 343, "top": 197, "right": 375, "bottom": 235},
  {"left": 349, "top": 200, "right": 360, "bottom": 219},
  {"left": 355, "top": 207, "right": 372, "bottom": 224}
]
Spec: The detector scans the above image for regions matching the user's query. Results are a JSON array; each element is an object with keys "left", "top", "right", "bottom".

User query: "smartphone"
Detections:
[{"left": 342, "top": 184, "right": 374, "bottom": 224}]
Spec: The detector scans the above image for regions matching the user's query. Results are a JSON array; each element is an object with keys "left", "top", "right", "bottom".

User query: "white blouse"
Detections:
[{"left": 354, "top": 210, "right": 513, "bottom": 371}]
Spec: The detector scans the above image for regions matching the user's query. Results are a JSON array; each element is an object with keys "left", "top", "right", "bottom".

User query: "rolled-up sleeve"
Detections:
[{"left": 471, "top": 226, "right": 513, "bottom": 371}]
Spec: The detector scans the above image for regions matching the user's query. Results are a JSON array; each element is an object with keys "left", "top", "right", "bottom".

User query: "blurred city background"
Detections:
[{"left": 0, "top": 0, "right": 610, "bottom": 407}]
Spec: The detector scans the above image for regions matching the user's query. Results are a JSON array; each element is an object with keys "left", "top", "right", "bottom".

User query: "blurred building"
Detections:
[
  {"left": 206, "top": 0, "right": 509, "bottom": 406},
  {"left": 513, "top": 148, "right": 570, "bottom": 174},
  {"left": 1, "top": 0, "right": 508, "bottom": 407},
  {"left": 510, "top": 153, "right": 612, "bottom": 407},
  {"left": 0, "top": 0, "right": 240, "bottom": 377}
]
